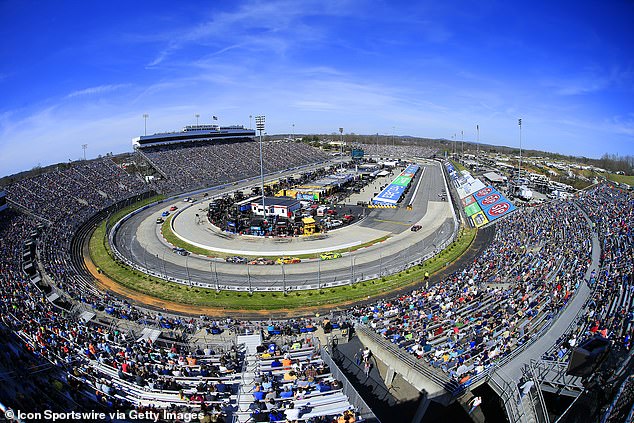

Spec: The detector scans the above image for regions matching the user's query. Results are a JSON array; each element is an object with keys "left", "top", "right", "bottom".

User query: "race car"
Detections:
[
  {"left": 276, "top": 256, "right": 301, "bottom": 265},
  {"left": 225, "top": 256, "right": 247, "bottom": 264},
  {"left": 248, "top": 257, "right": 275, "bottom": 265},
  {"left": 320, "top": 252, "right": 342, "bottom": 260}
]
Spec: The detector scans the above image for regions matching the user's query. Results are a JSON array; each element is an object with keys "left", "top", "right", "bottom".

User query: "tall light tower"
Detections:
[
  {"left": 476, "top": 124, "right": 480, "bottom": 170},
  {"left": 143, "top": 113, "right": 149, "bottom": 136},
  {"left": 256, "top": 115, "right": 266, "bottom": 222},
  {"left": 195, "top": 113, "right": 200, "bottom": 126},
  {"left": 292, "top": 123, "right": 295, "bottom": 141},
  {"left": 81, "top": 144, "right": 87, "bottom": 160},
  {"left": 518, "top": 118, "right": 523, "bottom": 181},
  {"left": 392, "top": 126, "right": 395, "bottom": 149},
  {"left": 339, "top": 127, "right": 344, "bottom": 170},
  {"left": 249, "top": 115, "right": 253, "bottom": 130},
  {"left": 461, "top": 130, "right": 464, "bottom": 160}
]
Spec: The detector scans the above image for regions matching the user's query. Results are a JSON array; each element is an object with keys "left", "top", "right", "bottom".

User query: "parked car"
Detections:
[
  {"left": 225, "top": 256, "right": 247, "bottom": 264},
  {"left": 342, "top": 214, "right": 355, "bottom": 223},
  {"left": 326, "top": 209, "right": 338, "bottom": 216},
  {"left": 328, "top": 219, "right": 343, "bottom": 228},
  {"left": 276, "top": 256, "right": 301, "bottom": 264},
  {"left": 249, "top": 257, "right": 275, "bottom": 265},
  {"left": 411, "top": 225, "right": 422, "bottom": 232},
  {"left": 320, "top": 252, "right": 342, "bottom": 260},
  {"left": 172, "top": 247, "right": 189, "bottom": 256}
]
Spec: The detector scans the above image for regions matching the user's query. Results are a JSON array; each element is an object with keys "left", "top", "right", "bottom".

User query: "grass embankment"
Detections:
[
  {"left": 89, "top": 203, "right": 477, "bottom": 310},
  {"left": 161, "top": 215, "right": 390, "bottom": 260},
  {"left": 602, "top": 173, "right": 634, "bottom": 186}
]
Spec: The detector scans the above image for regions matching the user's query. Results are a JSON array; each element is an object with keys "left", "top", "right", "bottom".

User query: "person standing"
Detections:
[{"left": 468, "top": 396, "right": 482, "bottom": 414}]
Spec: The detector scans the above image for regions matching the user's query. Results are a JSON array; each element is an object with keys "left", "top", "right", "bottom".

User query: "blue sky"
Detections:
[{"left": 1, "top": 0, "right": 633, "bottom": 177}]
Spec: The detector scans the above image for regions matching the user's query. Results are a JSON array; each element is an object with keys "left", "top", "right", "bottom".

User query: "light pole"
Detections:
[
  {"left": 476, "top": 124, "right": 480, "bottom": 169},
  {"left": 143, "top": 114, "right": 149, "bottom": 136},
  {"left": 249, "top": 115, "right": 253, "bottom": 130},
  {"left": 162, "top": 249, "right": 167, "bottom": 280},
  {"left": 81, "top": 144, "right": 87, "bottom": 161},
  {"left": 350, "top": 256, "right": 356, "bottom": 283},
  {"left": 256, "top": 116, "right": 266, "bottom": 222},
  {"left": 281, "top": 262, "right": 286, "bottom": 293},
  {"left": 317, "top": 259, "right": 321, "bottom": 290},
  {"left": 461, "top": 130, "right": 464, "bottom": 161},
  {"left": 392, "top": 126, "right": 395, "bottom": 149},
  {"left": 195, "top": 113, "right": 200, "bottom": 126},
  {"left": 185, "top": 254, "right": 191, "bottom": 287},
  {"left": 518, "top": 118, "right": 523, "bottom": 182},
  {"left": 339, "top": 127, "right": 344, "bottom": 170},
  {"left": 292, "top": 123, "right": 295, "bottom": 141}
]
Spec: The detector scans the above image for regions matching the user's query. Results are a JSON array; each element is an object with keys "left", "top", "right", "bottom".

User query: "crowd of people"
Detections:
[
  {"left": 247, "top": 340, "right": 356, "bottom": 422},
  {"left": 141, "top": 139, "right": 329, "bottom": 194},
  {"left": 0, "top": 136, "right": 633, "bottom": 421},
  {"left": 352, "top": 196, "right": 594, "bottom": 386},
  {"left": 543, "top": 183, "right": 633, "bottom": 362}
]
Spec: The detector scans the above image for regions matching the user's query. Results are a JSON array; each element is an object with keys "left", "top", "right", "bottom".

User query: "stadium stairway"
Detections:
[
  {"left": 235, "top": 351, "right": 261, "bottom": 422},
  {"left": 237, "top": 333, "right": 262, "bottom": 355}
]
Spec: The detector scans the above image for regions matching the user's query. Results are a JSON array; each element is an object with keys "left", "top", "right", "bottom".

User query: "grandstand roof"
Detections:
[{"left": 133, "top": 125, "right": 255, "bottom": 148}]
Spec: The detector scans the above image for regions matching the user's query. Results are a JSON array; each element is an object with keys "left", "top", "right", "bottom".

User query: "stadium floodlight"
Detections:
[
  {"left": 518, "top": 118, "right": 522, "bottom": 181},
  {"left": 339, "top": 127, "right": 344, "bottom": 169},
  {"left": 195, "top": 114, "right": 200, "bottom": 126},
  {"left": 249, "top": 115, "right": 253, "bottom": 129},
  {"left": 82, "top": 144, "right": 87, "bottom": 161},
  {"left": 256, "top": 115, "right": 266, "bottom": 221},
  {"left": 143, "top": 113, "right": 149, "bottom": 136},
  {"left": 461, "top": 130, "right": 464, "bottom": 160},
  {"left": 292, "top": 123, "right": 295, "bottom": 141}
]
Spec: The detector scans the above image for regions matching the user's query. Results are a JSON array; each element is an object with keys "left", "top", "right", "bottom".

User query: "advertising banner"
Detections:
[
  {"left": 374, "top": 184, "right": 406, "bottom": 204},
  {"left": 392, "top": 175, "right": 412, "bottom": 186},
  {"left": 483, "top": 200, "right": 516, "bottom": 221},
  {"left": 464, "top": 202, "right": 482, "bottom": 217},
  {"left": 462, "top": 195, "right": 476, "bottom": 207},
  {"left": 470, "top": 211, "right": 489, "bottom": 227}
]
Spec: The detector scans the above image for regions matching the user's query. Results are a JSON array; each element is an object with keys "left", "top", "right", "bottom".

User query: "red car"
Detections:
[
  {"left": 326, "top": 209, "right": 337, "bottom": 215},
  {"left": 169, "top": 206, "right": 178, "bottom": 211},
  {"left": 342, "top": 214, "right": 355, "bottom": 223}
]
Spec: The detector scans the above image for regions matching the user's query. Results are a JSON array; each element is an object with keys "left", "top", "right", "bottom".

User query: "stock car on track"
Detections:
[
  {"left": 162, "top": 211, "right": 170, "bottom": 217},
  {"left": 249, "top": 257, "right": 275, "bottom": 265},
  {"left": 411, "top": 225, "right": 422, "bottom": 232},
  {"left": 169, "top": 206, "right": 178, "bottom": 211},
  {"left": 225, "top": 256, "right": 247, "bottom": 264},
  {"left": 276, "top": 256, "right": 301, "bottom": 265},
  {"left": 172, "top": 247, "right": 189, "bottom": 256},
  {"left": 320, "top": 252, "right": 342, "bottom": 260}
]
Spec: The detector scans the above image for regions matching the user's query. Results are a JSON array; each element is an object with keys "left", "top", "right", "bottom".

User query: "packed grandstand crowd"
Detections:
[
  {"left": 139, "top": 140, "right": 329, "bottom": 194},
  {"left": 0, "top": 137, "right": 633, "bottom": 422}
]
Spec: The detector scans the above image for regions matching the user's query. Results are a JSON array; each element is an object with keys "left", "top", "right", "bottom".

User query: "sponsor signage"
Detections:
[{"left": 464, "top": 202, "right": 482, "bottom": 217}]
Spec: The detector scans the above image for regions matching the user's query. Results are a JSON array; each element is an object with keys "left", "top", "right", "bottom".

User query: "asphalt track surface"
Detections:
[{"left": 114, "top": 160, "right": 455, "bottom": 291}]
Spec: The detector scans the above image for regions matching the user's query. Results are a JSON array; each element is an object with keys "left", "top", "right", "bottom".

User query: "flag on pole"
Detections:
[{"left": 212, "top": 116, "right": 218, "bottom": 120}]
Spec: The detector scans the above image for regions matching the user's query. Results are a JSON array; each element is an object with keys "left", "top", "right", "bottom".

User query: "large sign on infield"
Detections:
[{"left": 373, "top": 164, "right": 419, "bottom": 205}]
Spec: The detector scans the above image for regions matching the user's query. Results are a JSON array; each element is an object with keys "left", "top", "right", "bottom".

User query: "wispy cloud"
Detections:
[{"left": 66, "top": 84, "right": 130, "bottom": 99}]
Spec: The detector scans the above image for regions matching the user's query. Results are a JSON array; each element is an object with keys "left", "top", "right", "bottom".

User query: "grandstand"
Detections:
[
  {"left": 134, "top": 125, "right": 329, "bottom": 194},
  {"left": 0, "top": 130, "right": 633, "bottom": 423}
]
